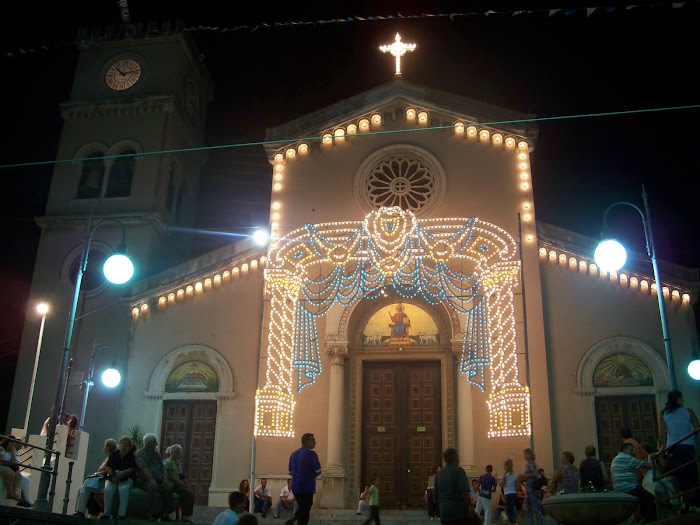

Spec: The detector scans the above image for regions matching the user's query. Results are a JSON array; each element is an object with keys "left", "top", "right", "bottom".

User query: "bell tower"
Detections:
[{"left": 7, "top": 21, "right": 212, "bottom": 462}]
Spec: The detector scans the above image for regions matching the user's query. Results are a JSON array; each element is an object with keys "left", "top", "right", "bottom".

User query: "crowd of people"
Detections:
[
  {"left": 72, "top": 432, "right": 194, "bottom": 521},
  {"left": 417, "top": 389, "right": 698, "bottom": 525},
  {"left": 3, "top": 389, "right": 696, "bottom": 525}
]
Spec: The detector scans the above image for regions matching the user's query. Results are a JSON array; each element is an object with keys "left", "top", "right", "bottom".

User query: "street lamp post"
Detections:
[
  {"left": 79, "top": 341, "right": 121, "bottom": 432},
  {"left": 594, "top": 185, "right": 677, "bottom": 391},
  {"left": 23, "top": 302, "right": 49, "bottom": 440},
  {"left": 34, "top": 217, "right": 134, "bottom": 512}
]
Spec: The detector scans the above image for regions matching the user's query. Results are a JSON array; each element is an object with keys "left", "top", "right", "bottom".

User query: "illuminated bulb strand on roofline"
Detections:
[{"left": 254, "top": 207, "right": 531, "bottom": 438}]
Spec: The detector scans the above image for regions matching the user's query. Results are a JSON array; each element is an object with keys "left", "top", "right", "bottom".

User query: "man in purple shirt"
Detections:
[{"left": 286, "top": 433, "right": 322, "bottom": 525}]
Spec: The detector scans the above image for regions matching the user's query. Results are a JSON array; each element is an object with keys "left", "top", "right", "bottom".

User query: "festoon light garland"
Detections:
[{"left": 254, "top": 207, "right": 530, "bottom": 438}]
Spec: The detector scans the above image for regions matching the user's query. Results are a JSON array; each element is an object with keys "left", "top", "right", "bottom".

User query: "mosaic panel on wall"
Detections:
[
  {"left": 165, "top": 360, "right": 220, "bottom": 393},
  {"left": 363, "top": 302, "right": 440, "bottom": 347},
  {"left": 593, "top": 353, "right": 653, "bottom": 387}
]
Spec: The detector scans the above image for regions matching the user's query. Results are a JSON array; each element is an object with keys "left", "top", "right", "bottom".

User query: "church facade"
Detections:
[{"left": 7, "top": 25, "right": 699, "bottom": 510}]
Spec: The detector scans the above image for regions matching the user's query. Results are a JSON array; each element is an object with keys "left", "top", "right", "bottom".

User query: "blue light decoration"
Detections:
[
  {"left": 460, "top": 298, "right": 489, "bottom": 391},
  {"left": 255, "top": 207, "right": 530, "bottom": 438},
  {"left": 293, "top": 303, "right": 322, "bottom": 391}
]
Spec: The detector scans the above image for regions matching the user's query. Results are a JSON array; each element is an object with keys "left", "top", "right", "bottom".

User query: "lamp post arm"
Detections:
[
  {"left": 601, "top": 201, "right": 652, "bottom": 257},
  {"left": 79, "top": 343, "right": 116, "bottom": 432}
]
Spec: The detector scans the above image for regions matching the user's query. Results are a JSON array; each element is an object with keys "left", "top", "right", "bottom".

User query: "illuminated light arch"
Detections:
[{"left": 254, "top": 206, "right": 530, "bottom": 438}]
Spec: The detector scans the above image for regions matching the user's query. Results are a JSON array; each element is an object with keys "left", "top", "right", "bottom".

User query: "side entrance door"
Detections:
[
  {"left": 595, "top": 395, "right": 658, "bottom": 465},
  {"left": 161, "top": 400, "right": 217, "bottom": 505},
  {"left": 362, "top": 361, "right": 442, "bottom": 508}
]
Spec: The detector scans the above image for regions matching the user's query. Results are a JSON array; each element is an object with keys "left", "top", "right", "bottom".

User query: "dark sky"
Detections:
[{"left": 1, "top": 1, "right": 699, "bottom": 423}]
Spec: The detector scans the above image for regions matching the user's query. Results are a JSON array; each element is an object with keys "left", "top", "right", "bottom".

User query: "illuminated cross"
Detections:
[{"left": 379, "top": 33, "right": 416, "bottom": 75}]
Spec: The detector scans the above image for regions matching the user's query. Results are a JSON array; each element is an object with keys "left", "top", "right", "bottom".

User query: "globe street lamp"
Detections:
[
  {"left": 34, "top": 217, "right": 134, "bottom": 511},
  {"left": 23, "top": 302, "right": 50, "bottom": 440},
  {"left": 593, "top": 185, "right": 676, "bottom": 390},
  {"left": 78, "top": 342, "right": 121, "bottom": 432}
]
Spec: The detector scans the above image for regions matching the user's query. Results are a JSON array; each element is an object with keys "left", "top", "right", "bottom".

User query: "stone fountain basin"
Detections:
[{"left": 542, "top": 491, "right": 638, "bottom": 525}]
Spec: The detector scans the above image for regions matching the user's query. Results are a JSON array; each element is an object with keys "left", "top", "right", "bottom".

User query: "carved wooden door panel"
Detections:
[
  {"left": 595, "top": 395, "right": 657, "bottom": 465},
  {"left": 362, "top": 361, "right": 441, "bottom": 508},
  {"left": 161, "top": 400, "right": 217, "bottom": 505}
]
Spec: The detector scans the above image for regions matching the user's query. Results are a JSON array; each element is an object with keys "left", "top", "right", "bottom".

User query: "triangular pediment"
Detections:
[{"left": 264, "top": 77, "right": 537, "bottom": 158}]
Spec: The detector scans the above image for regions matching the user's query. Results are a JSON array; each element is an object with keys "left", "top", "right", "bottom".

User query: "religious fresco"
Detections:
[
  {"left": 165, "top": 360, "right": 219, "bottom": 392},
  {"left": 363, "top": 302, "right": 440, "bottom": 346},
  {"left": 593, "top": 354, "right": 654, "bottom": 387}
]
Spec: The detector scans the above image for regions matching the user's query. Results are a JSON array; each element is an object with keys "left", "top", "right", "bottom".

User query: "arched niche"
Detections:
[
  {"left": 146, "top": 344, "right": 235, "bottom": 401},
  {"left": 342, "top": 295, "right": 460, "bottom": 349},
  {"left": 576, "top": 336, "right": 670, "bottom": 396}
]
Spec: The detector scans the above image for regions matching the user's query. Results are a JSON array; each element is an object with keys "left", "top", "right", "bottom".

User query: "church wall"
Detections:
[
  {"left": 124, "top": 266, "right": 264, "bottom": 506},
  {"left": 539, "top": 261, "right": 698, "bottom": 469},
  {"left": 276, "top": 129, "right": 527, "bottom": 234}
]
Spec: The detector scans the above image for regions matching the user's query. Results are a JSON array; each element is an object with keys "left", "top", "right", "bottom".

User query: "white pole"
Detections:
[{"left": 23, "top": 308, "right": 47, "bottom": 440}]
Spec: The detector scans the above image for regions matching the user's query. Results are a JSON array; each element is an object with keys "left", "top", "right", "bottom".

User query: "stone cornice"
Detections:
[
  {"left": 60, "top": 94, "right": 176, "bottom": 120},
  {"left": 264, "top": 77, "right": 537, "bottom": 158},
  {"left": 537, "top": 221, "right": 699, "bottom": 289},
  {"left": 35, "top": 211, "right": 167, "bottom": 235},
  {"left": 127, "top": 238, "right": 265, "bottom": 304}
]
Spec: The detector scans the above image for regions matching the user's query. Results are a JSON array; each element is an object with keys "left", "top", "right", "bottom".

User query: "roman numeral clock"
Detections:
[{"left": 104, "top": 58, "right": 142, "bottom": 91}]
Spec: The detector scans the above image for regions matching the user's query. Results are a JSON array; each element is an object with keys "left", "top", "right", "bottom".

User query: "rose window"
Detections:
[{"left": 365, "top": 154, "right": 436, "bottom": 212}]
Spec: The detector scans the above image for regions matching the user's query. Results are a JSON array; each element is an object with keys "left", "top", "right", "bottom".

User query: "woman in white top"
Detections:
[
  {"left": 658, "top": 389, "right": 699, "bottom": 510},
  {"left": 499, "top": 459, "right": 518, "bottom": 524}
]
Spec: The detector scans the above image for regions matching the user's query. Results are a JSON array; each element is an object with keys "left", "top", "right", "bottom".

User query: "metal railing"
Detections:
[
  {"left": 651, "top": 425, "right": 700, "bottom": 517},
  {"left": 0, "top": 434, "right": 62, "bottom": 511}
]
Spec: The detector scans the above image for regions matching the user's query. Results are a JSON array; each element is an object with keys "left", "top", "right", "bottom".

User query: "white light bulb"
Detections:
[
  {"left": 36, "top": 302, "right": 49, "bottom": 315},
  {"left": 101, "top": 368, "right": 121, "bottom": 388},
  {"left": 103, "top": 254, "right": 134, "bottom": 284},
  {"left": 253, "top": 230, "right": 269, "bottom": 246},
  {"left": 594, "top": 239, "right": 627, "bottom": 272},
  {"left": 688, "top": 358, "right": 700, "bottom": 381}
]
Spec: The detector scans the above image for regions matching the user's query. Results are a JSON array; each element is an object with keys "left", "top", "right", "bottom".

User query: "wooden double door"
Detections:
[
  {"left": 362, "top": 361, "right": 442, "bottom": 508},
  {"left": 595, "top": 395, "right": 658, "bottom": 465},
  {"left": 161, "top": 400, "right": 217, "bottom": 505}
]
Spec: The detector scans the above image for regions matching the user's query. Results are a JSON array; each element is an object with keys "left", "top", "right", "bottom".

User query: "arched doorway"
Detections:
[
  {"left": 347, "top": 298, "right": 455, "bottom": 508},
  {"left": 147, "top": 344, "right": 235, "bottom": 505},
  {"left": 576, "top": 336, "right": 670, "bottom": 465}
]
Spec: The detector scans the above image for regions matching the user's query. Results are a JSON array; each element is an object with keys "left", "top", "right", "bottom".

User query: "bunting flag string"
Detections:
[{"left": 1, "top": 1, "right": 694, "bottom": 58}]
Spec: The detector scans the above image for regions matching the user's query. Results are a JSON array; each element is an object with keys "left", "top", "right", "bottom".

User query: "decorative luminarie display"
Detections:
[
  {"left": 379, "top": 33, "right": 416, "bottom": 75},
  {"left": 254, "top": 206, "right": 531, "bottom": 438}
]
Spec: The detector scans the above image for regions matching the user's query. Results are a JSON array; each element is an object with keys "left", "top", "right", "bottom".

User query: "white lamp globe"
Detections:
[
  {"left": 594, "top": 239, "right": 627, "bottom": 273},
  {"left": 103, "top": 253, "right": 134, "bottom": 284},
  {"left": 101, "top": 368, "right": 121, "bottom": 388},
  {"left": 253, "top": 229, "right": 269, "bottom": 246},
  {"left": 688, "top": 358, "right": 700, "bottom": 381},
  {"left": 36, "top": 302, "right": 49, "bottom": 315}
]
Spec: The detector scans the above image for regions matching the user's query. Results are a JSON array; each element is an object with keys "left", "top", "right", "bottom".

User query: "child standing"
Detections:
[
  {"left": 499, "top": 459, "right": 518, "bottom": 524},
  {"left": 475, "top": 465, "right": 498, "bottom": 525},
  {"left": 362, "top": 477, "right": 381, "bottom": 525}
]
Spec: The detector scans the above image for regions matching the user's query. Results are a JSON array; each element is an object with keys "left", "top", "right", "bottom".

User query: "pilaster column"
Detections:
[
  {"left": 453, "top": 342, "right": 476, "bottom": 476},
  {"left": 325, "top": 343, "right": 348, "bottom": 476}
]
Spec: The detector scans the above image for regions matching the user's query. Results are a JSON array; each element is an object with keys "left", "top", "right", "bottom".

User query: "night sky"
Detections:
[{"left": 1, "top": 1, "right": 699, "bottom": 428}]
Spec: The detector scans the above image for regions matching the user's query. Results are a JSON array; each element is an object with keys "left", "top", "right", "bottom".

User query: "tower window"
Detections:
[
  {"left": 106, "top": 151, "right": 135, "bottom": 197},
  {"left": 77, "top": 153, "right": 105, "bottom": 199}
]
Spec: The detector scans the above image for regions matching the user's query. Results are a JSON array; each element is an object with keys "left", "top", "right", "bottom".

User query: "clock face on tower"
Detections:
[
  {"left": 184, "top": 81, "right": 199, "bottom": 120},
  {"left": 105, "top": 58, "right": 142, "bottom": 91}
]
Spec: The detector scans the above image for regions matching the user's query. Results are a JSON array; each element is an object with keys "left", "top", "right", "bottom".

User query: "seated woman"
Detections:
[
  {"left": 165, "top": 444, "right": 195, "bottom": 523},
  {"left": 74, "top": 438, "right": 118, "bottom": 517},
  {"left": 102, "top": 436, "right": 138, "bottom": 519},
  {"left": 549, "top": 451, "right": 580, "bottom": 495},
  {"left": 357, "top": 485, "right": 370, "bottom": 514},
  {"left": 239, "top": 479, "right": 251, "bottom": 510},
  {"left": 0, "top": 437, "right": 24, "bottom": 503}
]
